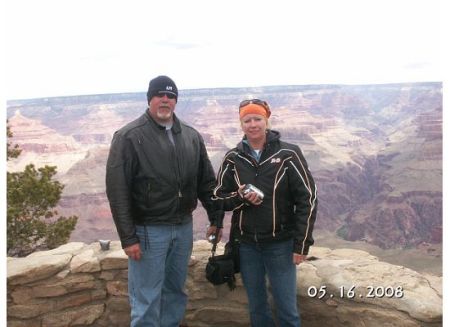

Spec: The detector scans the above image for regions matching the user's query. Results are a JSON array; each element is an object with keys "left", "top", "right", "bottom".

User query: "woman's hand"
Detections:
[
  {"left": 293, "top": 253, "right": 307, "bottom": 265},
  {"left": 238, "top": 185, "right": 263, "bottom": 205}
]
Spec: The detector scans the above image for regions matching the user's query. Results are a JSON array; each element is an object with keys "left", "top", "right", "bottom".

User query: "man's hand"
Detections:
[
  {"left": 293, "top": 253, "right": 307, "bottom": 265},
  {"left": 124, "top": 243, "right": 142, "bottom": 261},
  {"left": 206, "top": 225, "right": 222, "bottom": 243}
]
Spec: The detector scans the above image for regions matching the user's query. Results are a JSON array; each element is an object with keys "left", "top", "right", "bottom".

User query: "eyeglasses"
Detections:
[
  {"left": 156, "top": 92, "right": 177, "bottom": 100},
  {"left": 239, "top": 99, "right": 271, "bottom": 117}
]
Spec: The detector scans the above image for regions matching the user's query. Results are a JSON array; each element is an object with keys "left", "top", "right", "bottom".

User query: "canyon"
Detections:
[{"left": 7, "top": 82, "right": 442, "bottom": 260}]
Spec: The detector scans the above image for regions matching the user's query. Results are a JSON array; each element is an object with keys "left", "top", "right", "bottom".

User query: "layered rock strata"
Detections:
[{"left": 6, "top": 83, "right": 443, "bottom": 249}]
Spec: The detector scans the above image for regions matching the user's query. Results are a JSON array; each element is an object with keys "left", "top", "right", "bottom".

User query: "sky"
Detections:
[{"left": 3, "top": 0, "right": 444, "bottom": 100}]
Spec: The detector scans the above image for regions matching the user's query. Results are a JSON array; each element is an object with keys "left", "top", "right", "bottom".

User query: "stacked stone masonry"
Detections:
[{"left": 7, "top": 241, "right": 442, "bottom": 327}]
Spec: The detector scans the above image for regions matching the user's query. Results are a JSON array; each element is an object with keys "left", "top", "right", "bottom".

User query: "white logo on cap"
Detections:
[{"left": 166, "top": 86, "right": 173, "bottom": 91}]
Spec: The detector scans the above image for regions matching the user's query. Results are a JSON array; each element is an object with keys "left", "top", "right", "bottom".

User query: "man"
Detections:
[{"left": 106, "top": 75, "right": 221, "bottom": 327}]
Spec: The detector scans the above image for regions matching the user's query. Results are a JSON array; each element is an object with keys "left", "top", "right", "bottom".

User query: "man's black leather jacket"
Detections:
[{"left": 106, "top": 110, "right": 221, "bottom": 248}]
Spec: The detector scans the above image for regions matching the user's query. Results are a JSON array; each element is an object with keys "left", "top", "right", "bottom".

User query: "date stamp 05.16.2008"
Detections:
[{"left": 307, "top": 285, "right": 404, "bottom": 300}]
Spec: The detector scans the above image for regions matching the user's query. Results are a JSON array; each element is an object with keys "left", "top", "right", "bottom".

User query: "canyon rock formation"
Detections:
[{"left": 7, "top": 83, "right": 442, "bottom": 250}]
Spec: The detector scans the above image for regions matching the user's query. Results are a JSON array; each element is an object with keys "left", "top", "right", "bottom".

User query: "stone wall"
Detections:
[{"left": 7, "top": 241, "right": 442, "bottom": 327}]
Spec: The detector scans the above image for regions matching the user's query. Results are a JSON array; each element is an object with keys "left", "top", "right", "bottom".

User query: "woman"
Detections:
[{"left": 210, "top": 99, "right": 318, "bottom": 327}]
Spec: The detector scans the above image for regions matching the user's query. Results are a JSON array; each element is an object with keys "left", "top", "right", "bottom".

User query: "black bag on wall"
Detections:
[
  {"left": 205, "top": 252, "right": 236, "bottom": 290},
  {"left": 205, "top": 218, "right": 240, "bottom": 290}
]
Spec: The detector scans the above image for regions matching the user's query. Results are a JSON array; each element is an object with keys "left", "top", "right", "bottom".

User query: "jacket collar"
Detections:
[
  {"left": 144, "top": 109, "right": 182, "bottom": 134},
  {"left": 237, "top": 129, "right": 280, "bottom": 153}
]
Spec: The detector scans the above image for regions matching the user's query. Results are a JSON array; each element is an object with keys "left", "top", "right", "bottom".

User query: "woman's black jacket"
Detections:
[{"left": 213, "top": 130, "right": 318, "bottom": 255}]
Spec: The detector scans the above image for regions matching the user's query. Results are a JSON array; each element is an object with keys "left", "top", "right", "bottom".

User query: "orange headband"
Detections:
[{"left": 239, "top": 103, "right": 269, "bottom": 119}]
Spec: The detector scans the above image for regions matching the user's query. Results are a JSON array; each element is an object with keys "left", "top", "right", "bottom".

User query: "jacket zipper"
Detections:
[
  {"left": 241, "top": 144, "right": 277, "bottom": 240},
  {"left": 171, "top": 132, "right": 183, "bottom": 217},
  {"left": 240, "top": 151, "right": 261, "bottom": 240}
]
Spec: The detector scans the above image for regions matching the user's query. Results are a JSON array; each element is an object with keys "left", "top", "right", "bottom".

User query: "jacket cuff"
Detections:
[
  {"left": 209, "top": 210, "right": 224, "bottom": 228},
  {"left": 294, "top": 240, "right": 310, "bottom": 255},
  {"left": 121, "top": 236, "right": 140, "bottom": 249}
]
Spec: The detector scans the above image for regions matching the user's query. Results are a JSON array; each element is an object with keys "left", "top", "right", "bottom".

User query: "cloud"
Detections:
[
  {"left": 4, "top": 0, "right": 442, "bottom": 99},
  {"left": 153, "top": 39, "right": 206, "bottom": 50},
  {"left": 403, "top": 62, "right": 433, "bottom": 70}
]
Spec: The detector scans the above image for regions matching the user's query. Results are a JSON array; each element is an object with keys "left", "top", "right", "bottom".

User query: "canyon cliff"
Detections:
[{"left": 6, "top": 83, "right": 442, "bottom": 250}]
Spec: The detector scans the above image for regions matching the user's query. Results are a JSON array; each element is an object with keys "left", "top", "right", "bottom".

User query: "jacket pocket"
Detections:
[
  {"left": 146, "top": 179, "right": 166, "bottom": 205},
  {"left": 178, "top": 189, "right": 197, "bottom": 213}
]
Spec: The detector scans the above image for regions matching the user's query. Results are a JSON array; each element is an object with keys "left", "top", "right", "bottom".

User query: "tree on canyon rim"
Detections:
[{"left": 7, "top": 124, "right": 78, "bottom": 257}]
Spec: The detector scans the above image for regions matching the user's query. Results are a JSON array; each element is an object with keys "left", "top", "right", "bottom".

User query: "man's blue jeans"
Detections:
[
  {"left": 239, "top": 239, "right": 301, "bottom": 327},
  {"left": 128, "top": 221, "right": 193, "bottom": 327}
]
